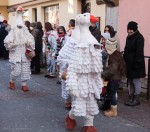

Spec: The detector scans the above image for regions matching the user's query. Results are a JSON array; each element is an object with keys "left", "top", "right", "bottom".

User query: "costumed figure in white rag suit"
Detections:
[
  {"left": 65, "top": 13, "right": 103, "bottom": 132},
  {"left": 4, "top": 6, "right": 35, "bottom": 91},
  {"left": 57, "top": 14, "right": 81, "bottom": 109}
]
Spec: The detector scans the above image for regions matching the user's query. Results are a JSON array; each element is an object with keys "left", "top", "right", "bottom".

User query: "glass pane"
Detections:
[
  {"left": 82, "top": 0, "right": 91, "bottom": 13},
  {"left": 44, "top": 5, "right": 59, "bottom": 29}
]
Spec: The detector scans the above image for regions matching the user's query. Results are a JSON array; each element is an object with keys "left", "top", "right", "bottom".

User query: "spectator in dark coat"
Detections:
[
  {"left": 25, "top": 21, "right": 31, "bottom": 33},
  {"left": 0, "top": 22, "right": 8, "bottom": 59},
  {"left": 89, "top": 15, "right": 101, "bottom": 42},
  {"left": 124, "top": 21, "right": 146, "bottom": 106},
  {"left": 30, "top": 22, "right": 43, "bottom": 74}
]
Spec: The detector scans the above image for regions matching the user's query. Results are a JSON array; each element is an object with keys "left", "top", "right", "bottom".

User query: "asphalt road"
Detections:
[{"left": 0, "top": 59, "right": 149, "bottom": 132}]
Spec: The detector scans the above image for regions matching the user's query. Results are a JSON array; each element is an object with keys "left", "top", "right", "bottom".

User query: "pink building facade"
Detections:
[{"left": 118, "top": 0, "right": 150, "bottom": 57}]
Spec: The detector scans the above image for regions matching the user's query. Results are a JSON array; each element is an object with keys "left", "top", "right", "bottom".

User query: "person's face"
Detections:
[
  {"left": 127, "top": 29, "right": 134, "bottom": 35},
  {"left": 58, "top": 28, "right": 64, "bottom": 34},
  {"left": 104, "top": 27, "right": 109, "bottom": 33},
  {"left": 30, "top": 26, "right": 34, "bottom": 31},
  {"left": 101, "top": 37, "right": 106, "bottom": 45}
]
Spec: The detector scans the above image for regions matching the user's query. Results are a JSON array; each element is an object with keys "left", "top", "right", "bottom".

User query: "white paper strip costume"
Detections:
[
  {"left": 57, "top": 14, "right": 81, "bottom": 100},
  {"left": 4, "top": 6, "right": 35, "bottom": 90},
  {"left": 66, "top": 13, "right": 103, "bottom": 117},
  {"left": 65, "top": 13, "right": 103, "bottom": 131}
]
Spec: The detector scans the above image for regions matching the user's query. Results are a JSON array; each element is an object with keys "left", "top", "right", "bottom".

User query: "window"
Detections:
[
  {"left": 82, "top": 0, "right": 91, "bottom": 13},
  {"left": 44, "top": 5, "right": 59, "bottom": 28}
]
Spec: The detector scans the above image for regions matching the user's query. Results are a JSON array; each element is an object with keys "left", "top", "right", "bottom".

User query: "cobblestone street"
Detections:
[{"left": 0, "top": 60, "right": 150, "bottom": 132}]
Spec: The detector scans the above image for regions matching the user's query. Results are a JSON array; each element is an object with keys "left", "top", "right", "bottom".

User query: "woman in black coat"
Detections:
[
  {"left": 0, "top": 22, "right": 8, "bottom": 59},
  {"left": 123, "top": 21, "right": 145, "bottom": 106},
  {"left": 30, "top": 22, "right": 43, "bottom": 74}
]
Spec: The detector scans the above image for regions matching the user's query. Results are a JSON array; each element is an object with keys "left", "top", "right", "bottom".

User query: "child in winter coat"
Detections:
[{"left": 101, "top": 36, "right": 125, "bottom": 117}]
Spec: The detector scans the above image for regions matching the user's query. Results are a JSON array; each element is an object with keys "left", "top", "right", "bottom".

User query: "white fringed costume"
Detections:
[
  {"left": 61, "top": 13, "right": 103, "bottom": 129},
  {"left": 4, "top": 7, "right": 35, "bottom": 84},
  {"left": 57, "top": 15, "right": 80, "bottom": 100},
  {"left": 67, "top": 13, "right": 103, "bottom": 116},
  {"left": 66, "top": 13, "right": 103, "bottom": 127}
]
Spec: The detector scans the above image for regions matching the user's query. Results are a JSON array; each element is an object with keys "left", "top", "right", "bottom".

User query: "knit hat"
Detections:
[
  {"left": 3, "top": 20, "right": 7, "bottom": 24},
  {"left": 127, "top": 21, "right": 138, "bottom": 31},
  {"left": 101, "top": 32, "right": 111, "bottom": 40},
  {"left": 105, "top": 40, "right": 117, "bottom": 55},
  {"left": 15, "top": 6, "right": 24, "bottom": 26}
]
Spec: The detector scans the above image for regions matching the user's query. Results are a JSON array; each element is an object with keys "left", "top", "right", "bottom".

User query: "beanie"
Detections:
[
  {"left": 3, "top": 20, "right": 7, "bottom": 24},
  {"left": 127, "top": 21, "right": 138, "bottom": 31}
]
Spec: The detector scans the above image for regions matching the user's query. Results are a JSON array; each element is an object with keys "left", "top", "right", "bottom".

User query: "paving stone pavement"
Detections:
[{"left": 0, "top": 59, "right": 150, "bottom": 132}]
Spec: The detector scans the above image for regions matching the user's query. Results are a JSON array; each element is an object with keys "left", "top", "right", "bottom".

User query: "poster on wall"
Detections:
[{"left": 96, "top": 17, "right": 100, "bottom": 30}]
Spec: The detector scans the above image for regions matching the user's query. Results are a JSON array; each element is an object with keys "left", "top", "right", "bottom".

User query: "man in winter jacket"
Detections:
[
  {"left": 123, "top": 21, "right": 146, "bottom": 106},
  {"left": 89, "top": 15, "right": 101, "bottom": 43}
]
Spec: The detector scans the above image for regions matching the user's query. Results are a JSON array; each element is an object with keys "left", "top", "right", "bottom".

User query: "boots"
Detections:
[
  {"left": 126, "top": 94, "right": 140, "bottom": 106},
  {"left": 124, "top": 94, "right": 134, "bottom": 105},
  {"left": 104, "top": 105, "right": 117, "bottom": 117},
  {"left": 65, "top": 114, "right": 77, "bottom": 130},
  {"left": 82, "top": 126, "right": 98, "bottom": 132},
  {"left": 9, "top": 82, "right": 15, "bottom": 90},
  {"left": 22, "top": 86, "right": 29, "bottom": 92}
]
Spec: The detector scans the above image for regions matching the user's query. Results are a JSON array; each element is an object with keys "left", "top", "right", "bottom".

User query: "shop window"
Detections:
[{"left": 44, "top": 5, "right": 59, "bottom": 29}]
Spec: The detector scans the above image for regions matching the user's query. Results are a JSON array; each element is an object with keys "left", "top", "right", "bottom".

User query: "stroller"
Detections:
[{"left": 98, "top": 80, "right": 111, "bottom": 111}]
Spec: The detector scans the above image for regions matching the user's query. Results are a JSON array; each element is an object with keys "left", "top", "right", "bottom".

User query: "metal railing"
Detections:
[{"left": 144, "top": 56, "right": 150, "bottom": 100}]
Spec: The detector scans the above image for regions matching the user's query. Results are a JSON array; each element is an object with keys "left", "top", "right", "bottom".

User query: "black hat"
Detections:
[{"left": 127, "top": 21, "right": 138, "bottom": 31}]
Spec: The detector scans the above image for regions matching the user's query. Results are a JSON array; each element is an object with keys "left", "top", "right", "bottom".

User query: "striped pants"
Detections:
[{"left": 10, "top": 62, "right": 31, "bottom": 82}]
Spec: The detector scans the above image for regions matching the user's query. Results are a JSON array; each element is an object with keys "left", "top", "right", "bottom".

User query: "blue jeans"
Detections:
[
  {"left": 47, "top": 57, "right": 56, "bottom": 75},
  {"left": 128, "top": 78, "right": 141, "bottom": 95},
  {"left": 108, "top": 80, "right": 120, "bottom": 106}
]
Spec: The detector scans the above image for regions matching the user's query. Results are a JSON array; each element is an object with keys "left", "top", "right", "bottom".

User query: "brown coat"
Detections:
[{"left": 101, "top": 50, "right": 125, "bottom": 80}]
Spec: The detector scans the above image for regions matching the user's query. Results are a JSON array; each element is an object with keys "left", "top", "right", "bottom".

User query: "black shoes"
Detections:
[
  {"left": 125, "top": 94, "right": 140, "bottom": 106},
  {"left": 32, "top": 71, "right": 40, "bottom": 75}
]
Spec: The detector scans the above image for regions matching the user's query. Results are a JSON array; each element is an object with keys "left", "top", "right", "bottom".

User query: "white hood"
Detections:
[{"left": 15, "top": 6, "right": 25, "bottom": 27}]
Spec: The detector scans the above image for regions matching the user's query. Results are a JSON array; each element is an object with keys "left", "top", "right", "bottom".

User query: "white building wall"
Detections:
[{"left": 8, "top": 0, "right": 106, "bottom": 31}]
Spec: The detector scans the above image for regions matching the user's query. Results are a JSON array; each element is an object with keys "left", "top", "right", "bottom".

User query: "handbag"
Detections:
[{"left": 25, "top": 48, "right": 35, "bottom": 59}]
